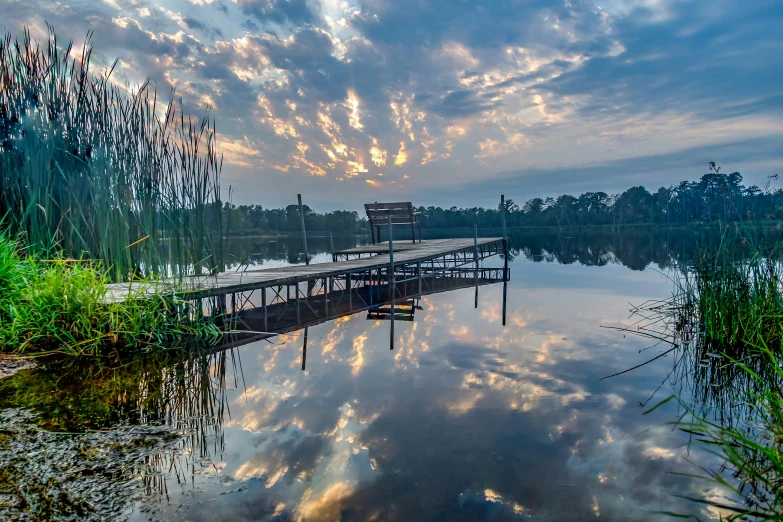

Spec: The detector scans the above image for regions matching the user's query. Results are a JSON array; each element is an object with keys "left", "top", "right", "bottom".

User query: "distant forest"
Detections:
[{"left": 222, "top": 166, "right": 783, "bottom": 234}]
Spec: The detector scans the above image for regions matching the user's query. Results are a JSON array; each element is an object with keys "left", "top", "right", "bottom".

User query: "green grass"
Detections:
[
  {"left": 657, "top": 345, "right": 783, "bottom": 520},
  {"left": 631, "top": 225, "right": 783, "bottom": 519},
  {"left": 683, "top": 235, "right": 783, "bottom": 351},
  {"left": 0, "top": 232, "right": 222, "bottom": 355}
]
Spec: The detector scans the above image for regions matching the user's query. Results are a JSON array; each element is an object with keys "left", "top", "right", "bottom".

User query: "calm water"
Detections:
[{"left": 1, "top": 230, "right": 732, "bottom": 521}]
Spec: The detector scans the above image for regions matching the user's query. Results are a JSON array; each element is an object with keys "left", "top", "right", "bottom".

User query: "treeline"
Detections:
[
  {"left": 221, "top": 204, "right": 367, "bottom": 234},
  {"left": 221, "top": 167, "right": 783, "bottom": 234}
]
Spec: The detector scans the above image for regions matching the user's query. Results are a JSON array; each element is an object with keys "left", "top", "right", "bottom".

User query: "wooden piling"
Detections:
[
  {"left": 474, "top": 224, "right": 479, "bottom": 308},
  {"left": 388, "top": 212, "right": 395, "bottom": 348},
  {"left": 502, "top": 238, "right": 508, "bottom": 326},
  {"left": 298, "top": 194, "right": 309, "bottom": 265},
  {"left": 302, "top": 327, "right": 308, "bottom": 371},
  {"left": 500, "top": 194, "right": 507, "bottom": 241}
]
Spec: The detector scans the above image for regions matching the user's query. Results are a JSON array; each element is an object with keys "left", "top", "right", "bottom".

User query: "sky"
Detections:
[{"left": 2, "top": 0, "right": 782, "bottom": 211}]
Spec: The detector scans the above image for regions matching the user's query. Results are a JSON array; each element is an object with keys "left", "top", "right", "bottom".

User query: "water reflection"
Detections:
[
  {"left": 224, "top": 226, "right": 783, "bottom": 275},
  {"left": 143, "top": 262, "right": 713, "bottom": 521},
  {"left": 0, "top": 230, "right": 741, "bottom": 521}
]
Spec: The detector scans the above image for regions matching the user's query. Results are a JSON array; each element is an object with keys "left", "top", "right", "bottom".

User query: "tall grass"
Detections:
[
  {"left": 0, "top": 26, "right": 225, "bottom": 282},
  {"left": 669, "top": 344, "right": 783, "bottom": 520},
  {"left": 0, "top": 232, "right": 222, "bottom": 355},
  {"left": 683, "top": 228, "right": 783, "bottom": 351},
  {"left": 624, "top": 225, "right": 783, "bottom": 518}
]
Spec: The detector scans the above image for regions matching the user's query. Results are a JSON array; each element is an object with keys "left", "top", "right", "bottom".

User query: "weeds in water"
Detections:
[
  {"left": 615, "top": 225, "right": 783, "bottom": 519},
  {"left": 0, "top": 26, "right": 225, "bottom": 282},
  {"left": 0, "top": 232, "right": 222, "bottom": 355},
  {"left": 684, "top": 234, "right": 783, "bottom": 352},
  {"left": 653, "top": 345, "right": 783, "bottom": 520}
]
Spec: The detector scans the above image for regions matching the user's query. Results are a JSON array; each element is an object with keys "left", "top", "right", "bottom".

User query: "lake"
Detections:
[{"left": 0, "top": 229, "right": 733, "bottom": 521}]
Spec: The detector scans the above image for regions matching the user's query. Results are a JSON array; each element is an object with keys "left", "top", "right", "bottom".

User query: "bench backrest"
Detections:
[{"left": 364, "top": 202, "right": 416, "bottom": 226}]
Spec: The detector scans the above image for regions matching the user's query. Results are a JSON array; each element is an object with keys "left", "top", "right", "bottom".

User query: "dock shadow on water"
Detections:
[{"left": 0, "top": 229, "right": 762, "bottom": 521}]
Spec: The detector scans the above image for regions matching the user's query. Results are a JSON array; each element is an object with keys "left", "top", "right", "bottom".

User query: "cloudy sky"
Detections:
[{"left": 2, "top": 0, "right": 782, "bottom": 210}]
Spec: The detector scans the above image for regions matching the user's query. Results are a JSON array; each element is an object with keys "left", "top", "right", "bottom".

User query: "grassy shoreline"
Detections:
[{"left": 0, "top": 233, "right": 221, "bottom": 356}]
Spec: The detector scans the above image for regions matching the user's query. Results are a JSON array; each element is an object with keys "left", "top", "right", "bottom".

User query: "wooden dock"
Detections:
[
  {"left": 104, "top": 238, "right": 506, "bottom": 303},
  {"left": 104, "top": 236, "right": 510, "bottom": 361}
]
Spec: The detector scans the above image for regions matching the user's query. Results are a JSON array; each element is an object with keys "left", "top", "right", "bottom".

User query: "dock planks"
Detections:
[{"left": 103, "top": 238, "right": 504, "bottom": 304}]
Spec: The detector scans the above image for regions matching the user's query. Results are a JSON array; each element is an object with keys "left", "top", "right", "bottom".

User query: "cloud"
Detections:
[
  {"left": 425, "top": 89, "right": 501, "bottom": 118},
  {"left": 237, "top": 0, "right": 317, "bottom": 26},
  {"left": 542, "top": 0, "right": 783, "bottom": 122},
  {"left": 1, "top": 0, "right": 781, "bottom": 209},
  {"left": 453, "top": 135, "right": 783, "bottom": 204}
]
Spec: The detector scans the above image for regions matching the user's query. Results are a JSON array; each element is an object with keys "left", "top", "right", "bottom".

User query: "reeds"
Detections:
[
  {"left": 0, "top": 26, "right": 225, "bottom": 282},
  {"left": 684, "top": 231, "right": 783, "bottom": 351},
  {"left": 622, "top": 225, "right": 783, "bottom": 518},
  {"left": 669, "top": 344, "right": 783, "bottom": 520}
]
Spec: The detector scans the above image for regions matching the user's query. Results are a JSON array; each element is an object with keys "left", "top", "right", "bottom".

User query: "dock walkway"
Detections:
[{"left": 104, "top": 238, "right": 505, "bottom": 304}]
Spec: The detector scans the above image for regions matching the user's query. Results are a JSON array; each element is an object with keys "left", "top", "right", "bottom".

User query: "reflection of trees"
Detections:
[
  {"left": 507, "top": 228, "right": 783, "bottom": 271},
  {"left": 618, "top": 278, "right": 781, "bottom": 428},
  {"left": 222, "top": 235, "right": 356, "bottom": 269}
]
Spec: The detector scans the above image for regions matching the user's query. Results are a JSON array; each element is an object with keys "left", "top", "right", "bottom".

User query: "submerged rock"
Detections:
[
  {"left": 0, "top": 409, "right": 183, "bottom": 521},
  {"left": 0, "top": 355, "right": 34, "bottom": 381}
]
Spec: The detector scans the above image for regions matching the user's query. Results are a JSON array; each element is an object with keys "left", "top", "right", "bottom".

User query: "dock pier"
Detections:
[{"left": 104, "top": 238, "right": 510, "bottom": 351}]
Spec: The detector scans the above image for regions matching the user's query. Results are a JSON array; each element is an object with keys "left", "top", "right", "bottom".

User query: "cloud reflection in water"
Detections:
[{"left": 129, "top": 260, "right": 719, "bottom": 521}]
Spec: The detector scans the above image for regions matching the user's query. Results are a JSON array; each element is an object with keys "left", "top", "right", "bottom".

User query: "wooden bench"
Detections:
[{"left": 364, "top": 202, "right": 421, "bottom": 244}]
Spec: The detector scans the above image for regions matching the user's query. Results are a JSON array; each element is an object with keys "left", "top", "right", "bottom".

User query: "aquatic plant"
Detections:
[
  {"left": 669, "top": 344, "right": 783, "bottom": 520},
  {"left": 681, "top": 232, "right": 782, "bottom": 352},
  {"left": 0, "top": 26, "right": 225, "bottom": 282},
  {"left": 618, "top": 225, "right": 783, "bottom": 518},
  {"left": 0, "top": 232, "right": 222, "bottom": 355}
]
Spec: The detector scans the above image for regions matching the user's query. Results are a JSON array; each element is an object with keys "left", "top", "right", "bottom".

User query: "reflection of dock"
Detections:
[
  {"left": 367, "top": 299, "right": 422, "bottom": 321},
  {"left": 214, "top": 266, "right": 508, "bottom": 351}
]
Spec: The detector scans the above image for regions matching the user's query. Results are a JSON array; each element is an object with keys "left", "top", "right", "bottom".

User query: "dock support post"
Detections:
[
  {"left": 231, "top": 293, "right": 236, "bottom": 329},
  {"left": 347, "top": 273, "right": 352, "bottom": 309},
  {"left": 329, "top": 215, "right": 336, "bottom": 261},
  {"left": 262, "top": 288, "right": 268, "bottom": 332},
  {"left": 501, "top": 194, "right": 507, "bottom": 242},
  {"left": 388, "top": 214, "right": 394, "bottom": 288},
  {"left": 390, "top": 296, "right": 395, "bottom": 351},
  {"left": 324, "top": 277, "right": 329, "bottom": 316},
  {"left": 298, "top": 194, "right": 310, "bottom": 265},
  {"left": 302, "top": 327, "right": 308, "bottom": 371},
  {"left": 417, "top": 261, "right": 422, "bottom": 296},
  {"left": 388, "top": 213, "right": 395, "bottom": 349},
  {"left": 474, "top": 225, "right": 479, "bottom": 308},
  {"left": 502, "top": 238, "right": 508, "bottom": 326}
]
